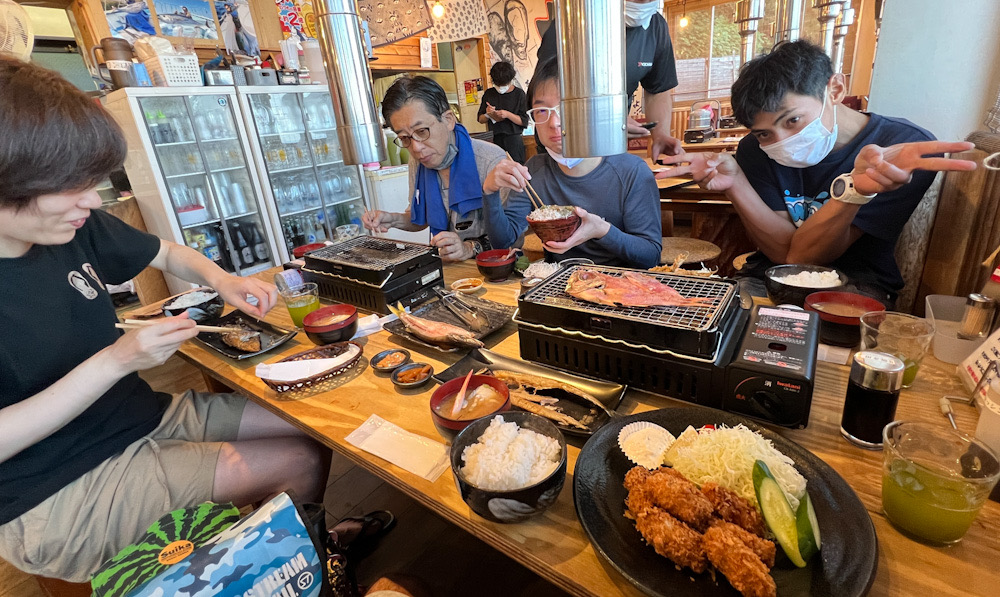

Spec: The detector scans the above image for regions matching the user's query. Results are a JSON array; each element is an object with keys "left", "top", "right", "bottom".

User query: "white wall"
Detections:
[{"left": 868, "top": 0, "right": 1000, "bottom": 141}]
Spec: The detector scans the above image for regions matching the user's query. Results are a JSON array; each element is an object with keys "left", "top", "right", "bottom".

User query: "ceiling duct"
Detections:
[
  {"left": 734, "top": 0, "right": 765, "bottom": 65},
  {"left": 773, "top": 0, "right": 805, "bottom": 43},
  {"left": 813, "top": 1, "right": 845, "bottom": 58},
  {"left": 314, "top": 0, "right": 386, "bottom": 165},
  {"left": 831, "top": 1, "right": 855, "bottom": 73},
  {"left": 555, "top": 0, "right": 627, "bottom": 157}
]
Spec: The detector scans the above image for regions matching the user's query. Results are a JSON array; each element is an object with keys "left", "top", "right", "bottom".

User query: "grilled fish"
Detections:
[
  {"left": 566, "top": 269, "right": 716, "bottom": 308},
  {"left": 221, "top": 327, "right": 262, "bottom": 352},
  {"left": 492, "top": 370, "right": 607, "bottom": 413},
  {"left": 388, "top": 303, "right": 483, "bottom": 348},
  {"left": 508, "top": 391, "right": 589, "bottom": 430}
]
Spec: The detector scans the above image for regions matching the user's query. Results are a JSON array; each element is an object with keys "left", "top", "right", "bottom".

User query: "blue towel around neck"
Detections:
[{"left": 410, "top": 124, "right": 483, "bottom": 235}]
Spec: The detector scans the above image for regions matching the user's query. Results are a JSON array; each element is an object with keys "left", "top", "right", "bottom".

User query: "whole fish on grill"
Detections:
[
  {"left": 387, "top": 303, "right": 483, "bottom": 348},
  {"left": 566, "top": 269, "right": 716, "bottom": 308}
]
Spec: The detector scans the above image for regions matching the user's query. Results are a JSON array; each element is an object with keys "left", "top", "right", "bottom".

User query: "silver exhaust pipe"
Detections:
[
  {"left": 314, "top": 0, "right": 386, "bottom": 165},
  {"left": 773, "top": 0, "right": 805, "bottom": 43},
  {"left": 555, "top": 0, "right": 627, "bottom": 158},
  {"left": 832, "top": 1, "right": 855, "bottom": 73},
  {"left": 735, "top": 0, "right": 765, "bottom": 65},
  {"left": 813, "top": 1, "right": 845, "bottom": 58}
]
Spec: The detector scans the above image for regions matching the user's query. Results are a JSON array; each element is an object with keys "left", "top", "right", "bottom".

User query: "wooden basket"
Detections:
[{"left": 261, "top": 341, "right": 363, "bottom": 393}]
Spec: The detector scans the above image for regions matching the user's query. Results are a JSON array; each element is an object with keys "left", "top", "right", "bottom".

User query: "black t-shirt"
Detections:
[
  {"left": 735, "top": 113, "right": 936, "bottom": 301},
  {"left": 477, "top": 86, "right": 528, "bottom": 137},
  {"left": 537, "top": 15, "right": 678, "bottom": 101},
  {"left": 0, "top": 209, "right": 166, "bottom": 524}
]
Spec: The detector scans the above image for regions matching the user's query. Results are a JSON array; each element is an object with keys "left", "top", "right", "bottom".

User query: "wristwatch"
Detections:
[
  {"left": 830, "top": 174, "right": 877, "bottom": 205},
  {"left": 468, "top": 239, "right": 484, "bottom": 257}
]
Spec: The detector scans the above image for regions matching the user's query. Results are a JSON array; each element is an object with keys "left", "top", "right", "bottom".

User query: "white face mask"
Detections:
[
  {"left": 494, "top": 85, "right": 511, "bottom": 94},
  {"left": 545, "top": 147, "right": 584, "bottom": 169},
  {"left": 760, "top": 92, "right": 838, "bottom": 168},
  {"left": 624, "top": 1, "right": 661, "bottom": 29}
]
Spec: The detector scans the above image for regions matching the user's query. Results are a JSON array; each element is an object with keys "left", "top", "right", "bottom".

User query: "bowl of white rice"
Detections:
[
  {"left": 450, "top": 412, "right": 567, "bottom": 523},
  {"left": 162, "top": 287, "right": 224, "bottom": 322},
  {"left": 526, "top": 205, "right": 581, "bottom": 243},
  {"left": 765, "top": 264, "right": 847, "bottom": 307}
]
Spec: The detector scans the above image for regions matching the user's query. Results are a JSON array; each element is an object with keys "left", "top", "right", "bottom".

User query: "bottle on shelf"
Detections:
[
  {"left": 297, "top": 51, "right": 311, "bottom": 85},
  {"left": 146, "top": 111, "right": 162, "bottom": 143},
  {"left": 347, "top": 201, "right": 363, "bottom": 227},
  {"left": 156, "top": 110, "right": 175, "bottom": 143},
  {"left": 250, "top": 222, "right": 269, "bottom": 262},
  {"left": 198, "top": 228, "right": 228, "bottom": 271},
  {"left": 316, "top": 210, "right": 328, "bottom": 241},
  {"left": 232, "top": 222, "right": 254, "bottom": 267}
]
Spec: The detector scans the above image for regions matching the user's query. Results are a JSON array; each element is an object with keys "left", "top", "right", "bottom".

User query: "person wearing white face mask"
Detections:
[
  {"left": 480, "top": 58, "right": 662, "bottom": 268},
  {"left": 478, "top": 61, "right": 529, "bottom": 164},
  {"left": 657, "top": 41, "right": 977, "bottom": 306},
  {"left": 537, "top": 0, "right": 682, "bottom": 159}
]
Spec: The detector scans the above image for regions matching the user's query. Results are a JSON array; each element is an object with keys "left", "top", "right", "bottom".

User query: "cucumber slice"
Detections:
[
  {"left": 796, "top": 491, "right": 821, "bottom": 561},
  {"left": 753, "top": 460, "right": 807, "bottom": 568}
]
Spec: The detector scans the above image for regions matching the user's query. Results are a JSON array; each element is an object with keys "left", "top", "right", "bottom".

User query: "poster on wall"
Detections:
[
  {"left": 464, "top": 79, "right": 480, "bottom": 105},
  {"left": 215, "top": 1, "right": 260, "bottom": 56},
  {"left": 357, "top": 0, "right": 432, "bottom": 47},
  {"left": 483, "top": 0, "right": 552, "bottom": 89},
  {"left": 274, "top": 0, "right": 308, "bottom": 40},
  {"left": 426, "top": 0, "right": 489, "bottom": 44},
  {"left": 153, "top": 0, "right": 219, "bottom": 39},
  {"left": 102, "top": 0, "right": 157, "bottom": 43}
]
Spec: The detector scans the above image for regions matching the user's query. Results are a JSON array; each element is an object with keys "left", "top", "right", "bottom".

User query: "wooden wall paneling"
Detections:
[
  {"left": 71, "top": 0, "right": 111, "bottom": 69},
  {"left": 371, "top": 33, "right": 439, "bottom": 71},
  {"left": 917, "top": 148, "right": 997, "bottom": 303},
  {"left": 101, "top": 198, "right": 171, "bottom": 305},
  {"left": 247, "top": 0, "right": 286, "bottom": 53}
]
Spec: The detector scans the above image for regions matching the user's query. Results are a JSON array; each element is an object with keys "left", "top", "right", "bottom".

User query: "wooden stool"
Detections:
[{"left": 660, "top": 237, "right": 721, "bottom": 266}]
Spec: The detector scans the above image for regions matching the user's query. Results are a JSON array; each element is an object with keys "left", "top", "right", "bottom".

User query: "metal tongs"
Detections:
[{"left": 433, "top": 287, "right": 486, "bottom": 332}]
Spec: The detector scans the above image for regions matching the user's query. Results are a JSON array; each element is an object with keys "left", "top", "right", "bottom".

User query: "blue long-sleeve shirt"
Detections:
[{"left": 482, "top": 152, "right": 662, "bottom": 268}]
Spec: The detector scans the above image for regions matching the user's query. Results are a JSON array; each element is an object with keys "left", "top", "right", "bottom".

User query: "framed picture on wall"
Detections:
[{"left": 152, "top": 0, "right": 221, "bottom": 40}]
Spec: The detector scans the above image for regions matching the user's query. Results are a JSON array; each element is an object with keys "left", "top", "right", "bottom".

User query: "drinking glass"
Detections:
[
  {"left": 860, "top": 312, "right": 935, "bottom": 388},
  {"left": 882, "top": 421, "right": 1000, "bottom": 544},
  {"left": 281, "top": 282, "right": 320, "bottom": 328}
]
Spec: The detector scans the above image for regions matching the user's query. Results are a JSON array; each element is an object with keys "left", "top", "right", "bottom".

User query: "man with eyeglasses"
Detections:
[
  {"left": 362, "top": 76, "right": 528, "bottom": 261},
  {"left": 480, "top": 58, "right": 662, "bottom": 269}
]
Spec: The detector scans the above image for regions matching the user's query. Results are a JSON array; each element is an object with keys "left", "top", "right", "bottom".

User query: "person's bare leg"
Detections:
[{"left": 211, "top": 401, "right": 331, "bottom": 505}]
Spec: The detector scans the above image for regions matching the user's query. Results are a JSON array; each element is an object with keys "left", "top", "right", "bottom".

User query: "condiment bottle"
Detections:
[
  {"left": 840, "top": 351, "right": 905, "bottom": 449},
  {"left": 958, "top": 293, "right": 996, "bottom": 340}
]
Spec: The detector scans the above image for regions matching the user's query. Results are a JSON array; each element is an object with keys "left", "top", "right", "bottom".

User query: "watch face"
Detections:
[{"left": 832, "top": 177, "right": 847, "bottom": 197}]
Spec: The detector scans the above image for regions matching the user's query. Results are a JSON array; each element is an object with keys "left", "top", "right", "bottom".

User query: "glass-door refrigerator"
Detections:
[
  {"left": 236, "top": 86, "right": 370, "bottom": 262},
  {"left": 102, "top": 87, "right": 280, "bottom": 294}
]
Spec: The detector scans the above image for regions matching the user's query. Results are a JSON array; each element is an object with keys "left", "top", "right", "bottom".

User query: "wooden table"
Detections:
[
  {"left": 682, "top": 135, "right": 745, "bottom": 153},
  {"left": 179, "top": 264, "right": 998, "bottom": 597}
]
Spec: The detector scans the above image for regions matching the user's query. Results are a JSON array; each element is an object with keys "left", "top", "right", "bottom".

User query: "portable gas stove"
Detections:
[
  {"left": 301, "top": 236, "right": 443, "bottom": 314},
  {"left": 515, "top": 266, "right": 820, "bottom": 428}
]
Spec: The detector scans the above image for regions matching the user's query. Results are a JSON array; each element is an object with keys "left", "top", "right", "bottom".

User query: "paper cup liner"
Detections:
[{"left": 617, "top": 422, "right": 676, "bottom": 469}]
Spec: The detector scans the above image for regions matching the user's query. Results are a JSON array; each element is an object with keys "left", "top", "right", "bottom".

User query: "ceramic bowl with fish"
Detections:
[
  {"left": 303, "top": 304, "right": 358, "bottom": 345},
  {"left": 450, "top": 411, "right": 567, "bottom": 523},
  {"left": 430, "top": 374, "right": 511, "bottom": 437},
  {"left": 162, "top": 287, "right": 224, "bottom": 322}
]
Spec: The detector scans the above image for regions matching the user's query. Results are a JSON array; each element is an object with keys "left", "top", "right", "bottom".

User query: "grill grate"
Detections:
[
  {"left": 521, "top": 265, "right": 735, "bottom": 332},
  {"left": 307, "top": 236, "right": 433, "bottom": 271}
]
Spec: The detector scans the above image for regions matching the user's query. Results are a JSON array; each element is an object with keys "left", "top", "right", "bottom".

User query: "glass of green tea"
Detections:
[
  {"left": 281, "top": 282, "right": 320, "bottom": 328},
  {"left": 882, "top": 421, "right": 1000, "bottom": 545},
  {"left": 860, "top": 312, "right": 935, "bottom": 388}
]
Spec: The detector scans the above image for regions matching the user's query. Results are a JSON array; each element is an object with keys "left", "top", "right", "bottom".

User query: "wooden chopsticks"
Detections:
[
  {"left": 116, "top": 319, "right": 243, "bottom": 334},
  {"left": 505, "top": 151, "right": 545, "bottom": 210}
]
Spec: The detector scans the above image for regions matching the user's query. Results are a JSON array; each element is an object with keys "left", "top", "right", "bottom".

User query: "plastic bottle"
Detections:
[{"left": 980, "top": 266, "right": 1000, "bottom": 303}]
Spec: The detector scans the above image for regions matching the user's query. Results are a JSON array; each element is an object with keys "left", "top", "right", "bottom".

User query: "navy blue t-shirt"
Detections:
[
  {"left": 735, "top": 113, "right": 936, "bottom": 301},
  {"left": 0, "top": 209, "right": 166, "bottom": 524},
  {"left": 537, "top": 15, "right": 678, "bottom": 101}
]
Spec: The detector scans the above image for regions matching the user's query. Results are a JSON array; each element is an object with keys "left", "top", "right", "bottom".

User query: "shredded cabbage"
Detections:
[{"left": 669, "top": 424, "right": 806, "bottom": 510}]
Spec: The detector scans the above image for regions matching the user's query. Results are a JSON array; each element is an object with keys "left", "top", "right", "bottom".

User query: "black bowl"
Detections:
[
  {"left": 475, "top": 249, "right": 517, "bottom": 282},
  {"left": 304, "top": 319, "right": 358, "bottom": 345},
  {"left": 764, "top": 264, "right": 847, "bottom": 307},
  {"left": 390, "top": 362, "right": 434, "bottom": 389},
  {"left": 450, "top": 411, "right": 567, "bottom": 523},
  {"left": 371, "top": 348, "right": 411, "bottom": 372},
  {"left": 162, "top": 287, "right": 224, "bottom": 322},
  {"left": 303, "top": 304, "right": 358, "bottom": 345}
]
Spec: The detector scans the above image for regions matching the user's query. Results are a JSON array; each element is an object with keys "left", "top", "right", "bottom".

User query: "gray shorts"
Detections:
[{"left": 0, "top": 390, "right": 246, "bottom": 582}]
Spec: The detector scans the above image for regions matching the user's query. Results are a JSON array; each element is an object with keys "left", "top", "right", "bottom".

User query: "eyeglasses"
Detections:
[
  {"left": 393, "top": 127, "right": 432, "bottom": 148},
  {"left": 527, "top": 105, "right": 561, "bottom": 126}
]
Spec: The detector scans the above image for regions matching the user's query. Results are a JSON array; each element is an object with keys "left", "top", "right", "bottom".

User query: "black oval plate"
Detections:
[{"left": 573, "top": 407, "right": 877, "bottom": 597}]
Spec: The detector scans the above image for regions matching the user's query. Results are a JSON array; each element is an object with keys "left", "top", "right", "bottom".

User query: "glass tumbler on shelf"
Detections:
[{"left": 859, "top": 312, "right": 935, "bottom": 388}]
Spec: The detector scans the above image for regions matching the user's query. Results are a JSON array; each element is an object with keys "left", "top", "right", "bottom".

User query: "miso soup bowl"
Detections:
[
  {"left": 805, "top": 291, "right": 886, "bottom": 347},
  {"left": 450, "top": 411, "right": 568, "bottom": 523},
  {"left": 430, "top": 374, "right": 510, "bottom": 437}
]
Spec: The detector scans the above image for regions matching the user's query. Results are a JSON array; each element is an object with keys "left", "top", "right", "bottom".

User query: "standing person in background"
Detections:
[
  {"left": 537, "top": 0, "right": 682, "bottom": 159},
  {"left": 478, "top": 61, "right": 529, "bottom": 164}
]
